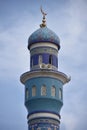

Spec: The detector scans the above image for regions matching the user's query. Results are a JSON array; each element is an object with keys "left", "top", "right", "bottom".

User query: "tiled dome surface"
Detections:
[{"left": 28, "top": 27, "right": 60, "bottom": 50}]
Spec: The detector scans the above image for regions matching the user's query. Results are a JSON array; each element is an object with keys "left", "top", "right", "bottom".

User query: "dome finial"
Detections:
[{"left": 40, "top": 6, "right": 47, "bottom": 28}]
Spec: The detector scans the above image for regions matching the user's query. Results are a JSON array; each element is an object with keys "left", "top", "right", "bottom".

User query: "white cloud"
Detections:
[
  {"left": 0, "top": 0, "right": 87, "bottom": 130},
  {"left": 58, "top": 1, "right": 87, "bottom": 130}
]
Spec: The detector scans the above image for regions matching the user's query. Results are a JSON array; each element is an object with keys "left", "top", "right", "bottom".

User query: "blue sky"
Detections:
[{"left": 0, "top": 0, "right": 87, "bottom": 130}]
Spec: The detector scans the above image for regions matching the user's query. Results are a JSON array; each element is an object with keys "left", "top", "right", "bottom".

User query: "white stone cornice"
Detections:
[
  {"left": 20, "top": 70, "right": 71, "bottom": 85},
  {"left": 28, "top": 112, "right": 60, "bottom": 121},
  {"left": 30, "top": 42, "right": 58, "bottom": 50}
]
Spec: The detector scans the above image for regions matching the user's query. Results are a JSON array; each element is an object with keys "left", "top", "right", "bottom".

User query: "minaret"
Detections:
[{"left": 20, "top": 8, "right": 70, "bottom": 130}]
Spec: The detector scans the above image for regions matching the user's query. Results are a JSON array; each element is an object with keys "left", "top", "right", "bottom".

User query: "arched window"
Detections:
[
  {"left": 59, "top": 88, "right": 62, "bottom": 100},
  {"left": 32, "top": 85, "right": 36, "bottom": 96},
  {"left": 39, "top": 55, "right": 42, "bottom": 64},
  {"left": 51, "top": 86, "right": 56, "bottom": 97},
  {"left": 25, "top": 88, "right": 29, "bottom": 99},
  {"left": 41, "top": 85, "right": 46, "bottom": 96},
  {"left": 49, "top": 55, "right": 52, "bottom": 64}
]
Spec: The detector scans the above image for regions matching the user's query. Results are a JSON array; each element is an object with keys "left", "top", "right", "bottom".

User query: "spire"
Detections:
[{"left": 40, "top": 6, "right": 47, "bottom": 28}]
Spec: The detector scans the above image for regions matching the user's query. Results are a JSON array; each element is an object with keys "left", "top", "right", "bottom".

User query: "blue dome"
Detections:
[{"left": 28, "top": 27, "right": 60, "bottom": 50}]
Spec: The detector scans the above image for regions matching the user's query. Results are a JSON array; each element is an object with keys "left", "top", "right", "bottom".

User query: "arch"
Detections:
[
  {"left": 59, "top": 88, "right": 62, "bottom": 100},
  {"left": 51, "top": 86, "right": 56, "bottom": 97},
  {"left": 32, "top": 85, "right": 36, "bottom": 96},
  {"left": 41, "top": 84, "right": 46, "bottom": 96}
]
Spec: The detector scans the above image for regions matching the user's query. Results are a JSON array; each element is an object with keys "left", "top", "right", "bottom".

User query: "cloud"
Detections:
[
  {"left": 58, "top": 1, "right": 87, "bottom": 130},
  {"left": 0, "top": 0, "right": 87, "bottom": 130}
]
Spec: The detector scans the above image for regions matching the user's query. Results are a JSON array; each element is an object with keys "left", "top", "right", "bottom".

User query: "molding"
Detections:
[
  {"left": 20, "top": 70, "right": 71, "bottom": 84},
  {"left": 28, "top": 118, "right": 60, "bottom": 127},
  {"left": 28, "top": 112, "right": 60, "bottom": 121},
  {"left": 31, "top": 64, "right": 57, "bottom": 71},
  {"left": 30, "top": 47, "right": 58, "bottom": 56},
  {"left": 30, "top": 42, "right": 58, "bottom": 50}
]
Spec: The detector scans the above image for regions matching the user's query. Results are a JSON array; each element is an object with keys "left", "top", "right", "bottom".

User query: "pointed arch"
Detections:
[
  {"left": 59, "top": 88, "right": 62, "bottom": 100},
  {"left": 41, "top": 84, "right": 46, "bottom": 96},
  {"left": 32, "top": 85, "right": 36, "bottom": 96}
]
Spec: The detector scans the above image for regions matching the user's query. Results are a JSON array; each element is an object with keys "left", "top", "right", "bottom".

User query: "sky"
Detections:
[{"left": 0, "top": 0, "right": 87, "bottom": 130}]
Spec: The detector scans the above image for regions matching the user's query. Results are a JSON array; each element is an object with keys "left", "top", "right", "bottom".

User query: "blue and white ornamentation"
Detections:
[
  {"left": 28, "top": 27, "right": 60, "bottom": 50},
  {"left": 20, "top": 14, "right": 70, "bottom": 130}
]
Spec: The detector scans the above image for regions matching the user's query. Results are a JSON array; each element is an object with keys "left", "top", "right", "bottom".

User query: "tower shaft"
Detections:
[{"left": 20, "top": 11, "right": 70, "bottom": 130}]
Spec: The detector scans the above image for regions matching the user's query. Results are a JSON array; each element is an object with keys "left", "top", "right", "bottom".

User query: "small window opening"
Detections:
[
  {"left": 32, "top": 85, "right": 36, "bottom": 96},
  {"left": 41, "top": 85, "right": 46, "bottom": 96},
  {"left": 59, "top": 88, "right": 62, "bottom": 100}
]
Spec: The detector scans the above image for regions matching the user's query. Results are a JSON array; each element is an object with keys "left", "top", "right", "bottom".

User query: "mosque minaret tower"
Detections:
[{"left": 20, "top": 8, "right": 70, "bottom": 130}]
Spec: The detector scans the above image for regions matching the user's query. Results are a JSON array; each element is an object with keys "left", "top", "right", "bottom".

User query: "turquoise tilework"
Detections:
[{"left": 28, "top": 27, "right": 60, "bottom": 50}]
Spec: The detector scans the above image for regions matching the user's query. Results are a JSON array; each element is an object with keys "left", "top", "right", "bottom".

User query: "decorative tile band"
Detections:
[
  {"left": 28, "top": 118, "right": 60, "bottom": 127},
  {"left": 30, "top": 42, "right": 58, "bottom": 50},
  {"left": 30, "top": 47, "right": 58, "bottom": 56},
  {"left": 28, "top": 112, "right": 60, "bottom": 121}
]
